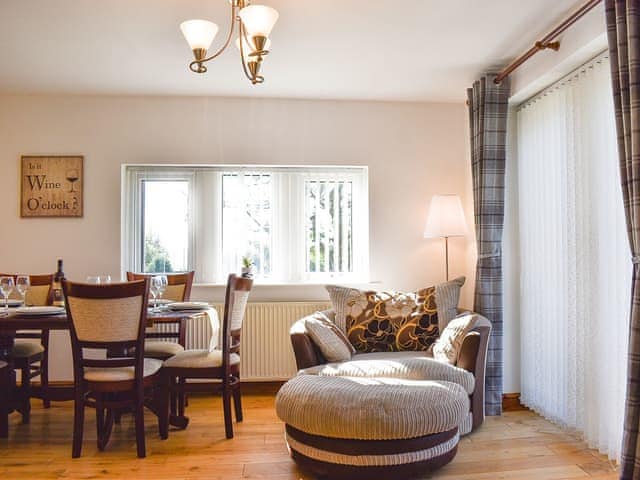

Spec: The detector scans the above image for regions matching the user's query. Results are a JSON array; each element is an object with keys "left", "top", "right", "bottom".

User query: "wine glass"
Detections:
[
  {"left": 150, "top": 276, "right": 162, "bottom": 312},
  {"left": 86, "top": 276, "right": 100, "bottom": 284},
  {"left": 16, "top": 275, "right": 30, "bottom": 306},
  {"left": 0, "top": 276, "right": 15, "bottom": 312},
  {"left": 157, "top": 275, "right": 168, "bottom": 306},
  {"left": 66, "top": 168, "right": 79, "bottom": 193},
  {"left": 98, "top": 275, "right": 112, "bottom": 284}
]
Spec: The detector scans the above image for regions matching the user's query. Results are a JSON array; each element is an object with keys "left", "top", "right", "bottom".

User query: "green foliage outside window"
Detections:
[{"left": 144, "top": 235, "right": 174, "bottom": 273}]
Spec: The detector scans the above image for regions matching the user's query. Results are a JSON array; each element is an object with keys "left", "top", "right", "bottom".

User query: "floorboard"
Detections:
[{"left": 0, "top": 394, "right": 620, "bottom": 479}]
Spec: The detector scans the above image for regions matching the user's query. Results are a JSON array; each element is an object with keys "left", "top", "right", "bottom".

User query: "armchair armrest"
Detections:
[
  {"left": 455, "top": 312, "right": 492, "bottom": 429},
  {"left": 290, "top": 310, "right": 335, "bottom": 370}
]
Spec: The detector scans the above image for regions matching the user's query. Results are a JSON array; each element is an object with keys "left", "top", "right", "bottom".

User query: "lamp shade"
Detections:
[
  {"left": 180, "top": 19, "right": 219, "bottom": 51},
  {"left": 424, "top": 194, "right": 467, "bottom": 238},
  {"left": 238, "top": 5, "right": 279, "bottom": 38}
]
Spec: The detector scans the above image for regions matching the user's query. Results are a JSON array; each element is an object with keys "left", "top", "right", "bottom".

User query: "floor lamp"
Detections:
[{"left": 424, "top": 194, "right": 467, "bottom": 281}]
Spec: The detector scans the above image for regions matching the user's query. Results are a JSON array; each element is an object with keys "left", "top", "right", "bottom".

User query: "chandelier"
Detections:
[{"left": 180, "top": 0, "right": 279, "bottom": 85}]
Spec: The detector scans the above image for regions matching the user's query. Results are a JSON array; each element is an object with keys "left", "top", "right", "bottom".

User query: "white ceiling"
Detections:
[{"left": 0, "top": 0, "right": 590, "bottom": 102}]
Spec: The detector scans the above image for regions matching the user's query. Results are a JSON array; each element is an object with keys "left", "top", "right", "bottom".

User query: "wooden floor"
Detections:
[{"left": 0, "top": 393, "right": 619, "bottom": 480}]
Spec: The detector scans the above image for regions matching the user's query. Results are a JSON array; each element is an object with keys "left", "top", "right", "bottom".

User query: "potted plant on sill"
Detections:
[{"left": 241, "top": 256, "right": 255, "bottom": 278}]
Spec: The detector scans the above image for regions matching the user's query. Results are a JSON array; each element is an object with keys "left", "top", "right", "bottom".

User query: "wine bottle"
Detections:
[{"left": 52, "top": 259, "right": 65, "bottom": 307}]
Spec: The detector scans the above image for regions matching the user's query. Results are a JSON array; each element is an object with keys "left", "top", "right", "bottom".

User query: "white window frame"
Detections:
[{"left": 122, "top": 165, "right": 369, "bottom": 284}]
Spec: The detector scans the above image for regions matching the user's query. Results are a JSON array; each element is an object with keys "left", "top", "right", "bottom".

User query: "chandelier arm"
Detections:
[
  {"left": 238, "top": 22, "right": 257, "bottom": 82},
  {"left": 189, "top": 3, "right": 238, "bottom": 70}
]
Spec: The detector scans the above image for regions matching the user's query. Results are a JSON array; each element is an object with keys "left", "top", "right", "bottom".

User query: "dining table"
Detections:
[{"left": 0, "top": 306, "right": 218, "bottom": 438}]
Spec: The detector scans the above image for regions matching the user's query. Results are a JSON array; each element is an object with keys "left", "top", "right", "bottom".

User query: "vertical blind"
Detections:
[{"left": 517, "top": 53, "right": 630, "bottom": 460}]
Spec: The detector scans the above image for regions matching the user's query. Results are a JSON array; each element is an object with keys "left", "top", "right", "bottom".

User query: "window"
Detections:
[
  {"left": 305, "top": 180, "right": 353, "bottom": 274},
  {"left": 142, "top": 180, "right": 190, "bottom": 273},
  {"left": 515, "top": 53, "right": 629, "bottom": 460},
  {"left": 122, "top": 166, "right": 368, "bottom": 283},
  {"left": 222, "top": 173, "right": 272, "bottom": 277}
]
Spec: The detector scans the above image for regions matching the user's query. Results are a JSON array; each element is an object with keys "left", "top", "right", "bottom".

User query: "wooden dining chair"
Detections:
[
  {"left": 62, "top": 279, "right": 167, "bottom": 458},
  {"left": 126, "top": 271, "right": 195, "bottom": 360},
  {"left": 160, "top": 274, "right": 252, "bottom": 439},
  {"left": 1, "top": 273, "right": 53, "bottom": 422}
]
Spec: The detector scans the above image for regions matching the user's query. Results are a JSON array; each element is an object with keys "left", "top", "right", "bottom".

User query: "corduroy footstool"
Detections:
[{"left": 275, "top": 375, "right": 469, "bottom": 479}]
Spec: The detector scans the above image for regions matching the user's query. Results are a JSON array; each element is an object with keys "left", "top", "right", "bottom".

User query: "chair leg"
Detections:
[
  {"left": 72, "top": 391, "right": 85, "bottom": 458},
  {"left": 20, "top": 365, "right": 31, "bottom": 424},
  {"left": 177, "top": 378, "right": 186, "bottom": 418},
  {"left": 158, "top": 373, "right": 169, "bottom": 440},
  {"left": 222, "top": 379, "right": 233, "bottom": 439},
  {"left": 96, "top": 395, "right": 113, "bottom": 452},
  {"left": 134, "top": 390, "right": 146, "bottom": 458},
  {"left": 96, "top": 396, "right": 104, "bottom": 451},
  {"left": 0, "top": 367, "right": 8, "bottom": 438},
  {"left": 232, "top": 375, "right": 243, "bottom": 423},
  {"left": 41, "top": 330, "right": 51, "bottom": 409}
]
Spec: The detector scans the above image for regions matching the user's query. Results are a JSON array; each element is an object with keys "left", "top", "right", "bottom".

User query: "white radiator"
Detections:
[{"left": 154, "top": 302, "right": 331, "bottom": 381}]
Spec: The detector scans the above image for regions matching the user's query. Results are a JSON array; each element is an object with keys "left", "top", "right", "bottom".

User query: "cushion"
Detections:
[
  {"left": 434, "top": 277, "right": 466, "bottom": 330},
  {"left": 276, "top": 375, "right": 469, "bottom": 440},
  {"left": 144, "top": 341, "right": 185, "bottom": 357},
  {"left": 305, "top": 312, "right": 355, "bottom": 362},
  {"left": 300, "top": 351, "right": 475, "bottom": 394},
  {"left": 163, "top": 349, "right": 240, "bottom": 369},
  {"left": 432, "top": 313, "right": 477, "bottom": 364},
  {"left": 84, "top": 358, "right": 162, "bottom": 382},
  {"left": 326, "top": 278, "right": 465, "bottom": 353},
  {"left": 11, "top": 340, "right": 45, "bottom": 358}
]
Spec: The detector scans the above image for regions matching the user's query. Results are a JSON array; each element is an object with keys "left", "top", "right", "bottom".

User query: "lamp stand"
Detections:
[{"left": 444, "top": 236, "right": 450, "bottom": 281}]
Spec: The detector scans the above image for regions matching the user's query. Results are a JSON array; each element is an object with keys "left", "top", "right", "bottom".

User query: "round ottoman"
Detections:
[{"left": 275, "top": 375, "right": 469, "bottom": 479}]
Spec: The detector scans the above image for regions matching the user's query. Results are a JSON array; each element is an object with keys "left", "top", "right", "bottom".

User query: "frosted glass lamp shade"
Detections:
[
  {"left": 238, "top": 5, "right": 279, "bottom": 38},
  {"left": 424, "top": 195, "right": 467, "bottom": 238},
  {"left": 180, "top": 19, "right": 219, "bottom": 51},
  {"left": 235, "top": 36, "right": 272, "bottom": 53}
]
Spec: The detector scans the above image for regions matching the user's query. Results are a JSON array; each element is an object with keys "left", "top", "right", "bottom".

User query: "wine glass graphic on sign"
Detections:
[{"left": 66, "top": 168, "right": 79, "bottom": 193}]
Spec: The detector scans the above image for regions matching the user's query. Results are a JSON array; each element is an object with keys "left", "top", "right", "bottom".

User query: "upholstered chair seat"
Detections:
[
  {"left": 84, "top": 358, "right": 163, "bottom": 382},
  {"left": 11, "top": 339, "right": 46, "bottom": 358},
  {"left": 144, "top": 341, "right": 185, "bottom": 359},
  {"left": 163, "top": 350, "right": 240, "bottom": 369},
  {"left": 300, "top": 351, "right": 476, "bottom": 395}
]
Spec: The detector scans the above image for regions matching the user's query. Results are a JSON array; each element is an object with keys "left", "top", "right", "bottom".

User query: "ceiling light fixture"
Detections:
[{"left": 180, "top": 1, "right": 279, "bottom": 85}]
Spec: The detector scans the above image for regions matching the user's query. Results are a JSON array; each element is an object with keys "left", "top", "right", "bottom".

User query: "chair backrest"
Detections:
[
  {"left": 221, "top": 274, "right": 253, "bottom": 366},
  {"left": 126, "top": 271, "right": 195, "bottom": 302},
  {"left": 0, "top": 273, "right": 53, "bottom": 306},
  {"left": 62, "top": 279, "right": 149, "bottom": 383}
]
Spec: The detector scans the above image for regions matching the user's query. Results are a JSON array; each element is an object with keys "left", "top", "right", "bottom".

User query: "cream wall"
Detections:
[{"left": 0, "top": 94, "right": 475, "bottom": 381}]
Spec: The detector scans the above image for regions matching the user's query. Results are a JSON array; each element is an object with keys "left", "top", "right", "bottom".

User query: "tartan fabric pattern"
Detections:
[
  {"left": 467, "top": 75, "right": 510, "bottom": 416},
  {"left": 606, "top": 1, "right": 640, "bottom": 478}
]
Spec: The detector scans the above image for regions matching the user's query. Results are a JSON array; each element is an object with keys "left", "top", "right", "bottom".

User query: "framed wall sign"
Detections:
[{"left": 20, "top": 155, "right": 84, "bottom": 218}]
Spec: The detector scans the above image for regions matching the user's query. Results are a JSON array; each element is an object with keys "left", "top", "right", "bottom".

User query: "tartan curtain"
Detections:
[
  {"left": 605, "top": 1, "right": 640, "bottom": 478},
  {"left": 467, "top": 75, "right": 510, "bottom": 416}
]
